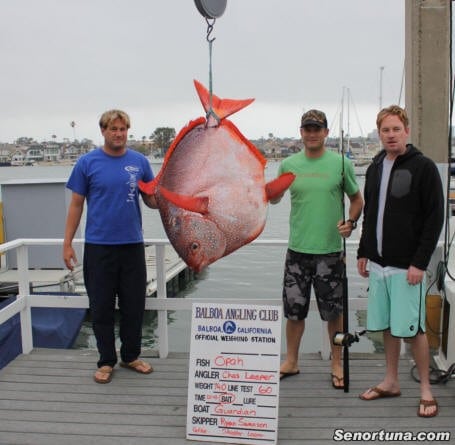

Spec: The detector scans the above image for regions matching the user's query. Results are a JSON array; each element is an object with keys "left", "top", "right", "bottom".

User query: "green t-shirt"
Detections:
[{"left": 278, "top": 149, "right": 359, "bottom": 254}]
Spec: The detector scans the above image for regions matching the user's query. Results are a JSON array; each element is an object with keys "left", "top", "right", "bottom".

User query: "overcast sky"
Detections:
[{"left": 0, "top": 0, "right": 407, "bottom": 145}]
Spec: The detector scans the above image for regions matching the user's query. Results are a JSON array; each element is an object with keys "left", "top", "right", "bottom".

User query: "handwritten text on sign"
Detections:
[{"left": 186, "top": 303, "right": 281, "bottom": 445}]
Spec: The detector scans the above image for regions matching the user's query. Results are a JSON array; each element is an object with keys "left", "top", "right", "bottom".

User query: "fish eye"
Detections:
[{"left": 190, "top": 242, "right": 199, "bottom": 251}]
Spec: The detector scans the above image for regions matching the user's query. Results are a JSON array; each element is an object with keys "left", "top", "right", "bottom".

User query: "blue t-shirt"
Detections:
[{"left": 67, "top": 148, "right": 154, "bottom": 244}]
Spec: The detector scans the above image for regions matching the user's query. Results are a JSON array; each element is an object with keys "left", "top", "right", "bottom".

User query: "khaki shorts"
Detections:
[{"left": 366, "top": 262, "right": 426, "bottom": 338}]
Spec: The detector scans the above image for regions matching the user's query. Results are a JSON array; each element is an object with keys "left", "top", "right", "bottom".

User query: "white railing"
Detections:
[
  {"left": 8, "top": 238, "right": 448, "bottom": 360},
  {"left": 0, "top": 238, "right": 373, "bottom": 360}
]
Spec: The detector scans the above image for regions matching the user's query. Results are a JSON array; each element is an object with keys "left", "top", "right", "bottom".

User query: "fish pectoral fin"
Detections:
[
  {"left": 194, "top": 79, "right": 254, "bottom": 120},
  {"left": 160, "top": 186, "right": 209, "bottom": 215},
  {"left": 138, "top": 179, "right": 157, "bottom": 195},
  {"left": 265, "top": 172, "right": 296, "bottom": 201}
]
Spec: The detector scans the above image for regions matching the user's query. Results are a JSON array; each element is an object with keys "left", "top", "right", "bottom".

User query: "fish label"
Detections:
[{"left": 186, "top": 302, "right": 281, "bottom": 445}]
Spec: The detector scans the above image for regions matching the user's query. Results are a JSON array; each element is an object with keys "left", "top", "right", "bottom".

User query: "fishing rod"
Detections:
[
  {"left": 329, "top": 89, "right": 351, "bottom": 393},
  {"left": 339, "top": 128, "right": 350, "bottom": 393},
  {"left": 332, "top": 128, "right": 367, "bottom": 393}
]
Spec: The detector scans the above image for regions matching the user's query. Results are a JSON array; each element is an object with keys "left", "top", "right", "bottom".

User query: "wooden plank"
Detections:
[{"left": 0, "top": 349, "right": 454, "bottom": 445}]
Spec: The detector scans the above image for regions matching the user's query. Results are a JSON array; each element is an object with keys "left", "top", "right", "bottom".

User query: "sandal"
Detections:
[
  {"left": 417, "top": 399, "right": 439, "bottom": 418},
  {"left": 120, "top": 359, "right": 153, "bottom": 374},
  {"left": 280, "top": 370, "right": 300, "bottom": 380},
  {"left": 331, "top": 373, "right": 345, "bottom": 389},
  {"left": 93, "top": 365, "right": 113, "bottom": 384},
  {"left": 359, "top": 386, "right": 401, "bottom": 400}
]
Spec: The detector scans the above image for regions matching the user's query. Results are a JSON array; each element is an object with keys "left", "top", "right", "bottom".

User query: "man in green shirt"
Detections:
[{"left": 273, "top": 109, "right": 363, "bottom": 388}]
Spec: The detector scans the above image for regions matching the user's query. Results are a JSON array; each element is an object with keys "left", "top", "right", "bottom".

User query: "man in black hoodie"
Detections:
[{"left": 357, "top": 105, "right": 444, "bottom": 417}]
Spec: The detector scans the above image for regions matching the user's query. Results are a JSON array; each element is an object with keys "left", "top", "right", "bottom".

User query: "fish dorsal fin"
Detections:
[
  {"left": 154, "top": 117, "right": 206, "bottom": 184},
  {"left": 160, "top": 186, "right": 209, "bottom": 215},
  {"left": 194, "top": 79, "right": 254, "bottom": 121},
  {"left": 265, "top": 172, "right": 296, "bottom": 201},
  {"left": 222, "top": 119, "right": 267, "bottom": 168}
]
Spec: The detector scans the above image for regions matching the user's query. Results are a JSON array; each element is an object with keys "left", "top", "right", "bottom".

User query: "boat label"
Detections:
[{"left": 186, "top": 302, "right": 281, "bottom": 445}]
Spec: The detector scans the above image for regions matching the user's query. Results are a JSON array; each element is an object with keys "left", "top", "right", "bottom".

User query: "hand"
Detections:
[
  {"left": 357, "top": 258, "right": 369, "bottom": 278},
  {"left": 407, "top": 265, "right": 424, "bottom": 286},
  {"left": 337, "top": 219, "right": 353, "bottom": 238},
  {"left": 141, "top": 193, "right": 158, "bottom": 209},
  {"left": 63, "top": 245, "right": 78, "bottom": 271}
]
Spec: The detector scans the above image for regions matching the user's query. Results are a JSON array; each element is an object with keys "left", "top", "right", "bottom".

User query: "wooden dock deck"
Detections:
[{"left": 0, "top": 349, "right": 454, "bottom": 445}]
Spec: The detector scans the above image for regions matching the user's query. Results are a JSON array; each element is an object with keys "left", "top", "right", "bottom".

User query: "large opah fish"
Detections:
[{"left": 139, "top": 80, "right": 295, "bottom": 272}]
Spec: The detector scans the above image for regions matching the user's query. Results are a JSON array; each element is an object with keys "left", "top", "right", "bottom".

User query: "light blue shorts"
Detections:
[{"left": 366, "top": 262, "right": 426, "bottom": 338}]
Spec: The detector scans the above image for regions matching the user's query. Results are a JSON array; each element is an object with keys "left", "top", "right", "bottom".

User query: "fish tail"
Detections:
[
  {"left": 194, "top": 79, "right": 254, "bottom": 120},
  {"left": 265, "top": 172, "right": 296, "bottom": 201}
]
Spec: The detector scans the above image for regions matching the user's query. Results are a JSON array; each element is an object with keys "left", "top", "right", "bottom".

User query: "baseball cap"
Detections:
[{"left": 300, "top": 109, "right": 328, "bottom": 128}]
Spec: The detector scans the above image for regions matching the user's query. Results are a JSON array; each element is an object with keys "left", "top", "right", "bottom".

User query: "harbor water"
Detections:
[{"left": 0, "top": 161, "right": 378, "bottom": 354}]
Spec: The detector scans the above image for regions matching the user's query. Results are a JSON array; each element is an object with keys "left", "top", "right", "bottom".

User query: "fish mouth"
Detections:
[
  {"left": 191, "top": 264, "right": 204, "bottom": 273},
  {"left": 187, "top": 251, "right": 220, "bottom": 273},
  {"left": 189, "top": 261, "right": 209, "bottom": 274}
]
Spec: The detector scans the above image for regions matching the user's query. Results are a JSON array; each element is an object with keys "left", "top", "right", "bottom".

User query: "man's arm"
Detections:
[
  {"left": 338, "top": 190, "right": 364, "bottom": 238},
  {"left": 63, "top": 192, "right": 85, "bottom": 270},
  {"left": 411, "top": 161, "right": 444, "bottom": 270},
  {"left": 357, "top": 257, "right": 369, "bottom": 278},
  {"left": 347, "top": 190, "right": 363, "bottom": 222}
]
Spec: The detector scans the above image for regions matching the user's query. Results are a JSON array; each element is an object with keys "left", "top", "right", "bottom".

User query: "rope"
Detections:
[{"left": 411, "top": 362, "right": 455, "bottom": 385}]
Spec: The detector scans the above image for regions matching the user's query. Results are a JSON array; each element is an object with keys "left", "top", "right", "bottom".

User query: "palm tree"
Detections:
[{"left": 70, "top": 121, "right": 76, "bottom": 140}]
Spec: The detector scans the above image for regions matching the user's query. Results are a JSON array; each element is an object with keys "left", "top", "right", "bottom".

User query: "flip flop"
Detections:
[
  {"left": 417, "top": 399, "right": 439, "bottom": 418},
  {"left": 331, "top": 373, "right": 344, "bottom": 390},
  {"left": 93, "top": 365, "right": 113, "bottom": 384},
  {"left": 359, "top": 386, "right": 401, "bottom": 400},
  {"left": 279, "top": 370, "right": 300, "bottom": 380},
  {"left": 120, "top": 359, "right": 154, "bottom": 374}
]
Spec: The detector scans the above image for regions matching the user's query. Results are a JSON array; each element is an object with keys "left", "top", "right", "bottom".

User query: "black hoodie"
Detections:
[{"left": 357, "top": 144, "right": 444, "bottom": 270}]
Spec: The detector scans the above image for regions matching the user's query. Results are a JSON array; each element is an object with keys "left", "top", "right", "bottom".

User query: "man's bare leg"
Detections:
[
  {"left": 410, "top": 333, "right": 437, "bottom": 416},
  {"left": 360, "top": 330, "right": 401, "bottom": 399},
  {"left": 328, "top": 315, "right": 344, "bottom": 387},
  {"left": 280, "top": 319, "right": 304, "bottom": 375}
]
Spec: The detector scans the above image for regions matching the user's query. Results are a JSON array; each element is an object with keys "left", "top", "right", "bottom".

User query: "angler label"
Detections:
[{"left": 186, "top": 302, "right": 281, "bottom": 445}]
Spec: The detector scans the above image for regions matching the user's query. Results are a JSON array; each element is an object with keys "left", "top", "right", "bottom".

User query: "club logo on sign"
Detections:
[{"left": 223, "top": 320, "right": 236, "bottom": 334}]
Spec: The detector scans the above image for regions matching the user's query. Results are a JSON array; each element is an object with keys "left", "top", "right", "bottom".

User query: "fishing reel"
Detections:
[{"left": 333, "top": 330, "right": 366, "bottom": 347}]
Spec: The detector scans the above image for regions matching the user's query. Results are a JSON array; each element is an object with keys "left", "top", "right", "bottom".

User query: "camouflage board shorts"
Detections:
[{"left": 282, "top": 249, "right": 345, "bottom": 321}]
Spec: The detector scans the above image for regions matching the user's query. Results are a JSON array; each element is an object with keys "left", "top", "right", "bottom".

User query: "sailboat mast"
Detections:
[
  {"left": 347, "top": 87, "right": 351, "bottom": 157},
  {"left": 339, "top": 87, "right": 345, "bottom": 154}
]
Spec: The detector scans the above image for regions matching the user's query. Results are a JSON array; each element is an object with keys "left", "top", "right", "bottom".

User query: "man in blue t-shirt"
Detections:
[{"left": 63, "top": 109, "right": 157, "bottom": 384}]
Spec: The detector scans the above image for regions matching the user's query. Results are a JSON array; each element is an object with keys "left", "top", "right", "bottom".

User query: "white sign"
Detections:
[{"left": 186, "top": 302, "right": 281, "bottom": 445}]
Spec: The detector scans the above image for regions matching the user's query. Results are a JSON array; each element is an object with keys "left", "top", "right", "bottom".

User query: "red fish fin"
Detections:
[
  {"left": 223, "top": 120, "right": 266, "bottom": 167},
  {"left": 138, "top": 179, "right": 157, "bottom": 195},
  {"left": 160, "top": 186, "right": 209, "bottom": 215},
  {"left": 194, "top": 79, "right": 254, "bottom": 120},
  {"left": 155, "top": 117, "right": 206, "bottom": 183},
  {"left": 265, "top": 172, "right": 296, "bottom": 201}
]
